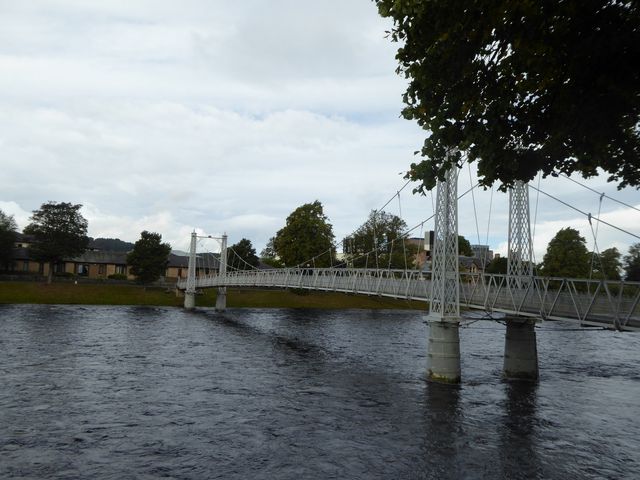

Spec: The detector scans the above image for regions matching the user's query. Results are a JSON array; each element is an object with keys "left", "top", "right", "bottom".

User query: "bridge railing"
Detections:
[
  {"left": 177, "top": 267, "right": 433, "bottom": 300},
  {"left": 176, "top": 268, "right": 640, "bottom": 330},
  {"left": 460, "top": 272, "right": 640, "bottom": 330}
]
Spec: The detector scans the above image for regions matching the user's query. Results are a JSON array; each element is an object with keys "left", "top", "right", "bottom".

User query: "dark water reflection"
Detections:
[{"left": 0, "top": 304, "right": 638, "bottom": 479}]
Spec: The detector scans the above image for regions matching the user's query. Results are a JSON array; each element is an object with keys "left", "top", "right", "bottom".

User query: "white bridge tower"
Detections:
[
  {"left": 505, "top": 180, "right": 538, "bottom": 381},
  {"left": 426, "top": 161, "right": 461, "bottom": 383}
]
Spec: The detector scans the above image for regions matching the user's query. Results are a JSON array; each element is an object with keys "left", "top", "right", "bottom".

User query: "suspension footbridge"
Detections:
[{"left": 175, "top": 162, "right": 639, "bottom": 383}]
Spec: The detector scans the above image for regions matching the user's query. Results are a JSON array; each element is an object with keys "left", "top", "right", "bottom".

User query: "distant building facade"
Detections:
[{"left": 4, "top": 233, "right": 219, "bottom": 282}]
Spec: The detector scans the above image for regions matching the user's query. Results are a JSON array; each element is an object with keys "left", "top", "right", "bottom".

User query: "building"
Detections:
[
  {"left": 470, "top": 244, "right": 494, "bottom": 265},
  {"left": 4, "top": 233, "right": 219, "bottom": 282}
]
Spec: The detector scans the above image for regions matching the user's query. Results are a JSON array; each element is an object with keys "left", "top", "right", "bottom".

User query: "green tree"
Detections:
[
  {"left": 458, "top": 236, "right": 474, "bottom": 257},
  {"left": 273, "top": 201, "right": 335, "bottom": 267},
  {"left": 591, "top": 247, "right": 622, "bottom": 281},
  {"left": 229, "top": 238, "right": 259, "bottom": 270},
  {"left": 260, "top": 237, "right": 284, "bottom": 268},
  {"left": 90, "top": 237, "right": 134, "bottom": 252},
  {"left": 486, "top": 257, "right": 508, "bottom": 275},
  {"left": 623, "top": 243, "right": 640, "bottom": 281},
  {"left": 126, "top": 231, "right": 171, "bottom": 284},
  {"left": 375, "top": 1, "right": 640, "bottom": 192},
  {"left": 0, "top": 210, "right": 17, "bottom": 271},
  {"left": 540, "top": 228, "right": 590, "bottom": 278},
  {"left": 343, "top": 210, "right": 423, "bottom": 268},
  {"left": 24, "top": 202, "right": 89, "bottom": 284}
]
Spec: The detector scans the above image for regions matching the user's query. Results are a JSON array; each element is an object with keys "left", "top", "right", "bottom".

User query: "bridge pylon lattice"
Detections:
[
  {"left": 426, "top": 161, "right": 461, "bottom": 383},
  {"left": 504, "top": 180, "right": 538, "bottom": 381},
  {"left": 215, "top": 234, "right": 228, "bottom": 312},
  {"left": 184, "top": 231, "right": 197, "bottom": 309}
]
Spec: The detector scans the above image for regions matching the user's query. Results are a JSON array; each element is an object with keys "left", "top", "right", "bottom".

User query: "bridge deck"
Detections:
[{"left": 177, "top": 269, "right": 640, "bottom": 331}]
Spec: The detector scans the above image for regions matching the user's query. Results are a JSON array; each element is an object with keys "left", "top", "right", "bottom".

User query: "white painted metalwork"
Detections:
[
  {"left": 185, "top": 231, "right": 197, "bottom": 296},
  {"left": 176, "top": 268, "right": 640, "bottom": 331},
  {"left": 430, "top": 164, "right": 460, "bottom": 321},
  {"left": 217, "top": 233, "right": 228, "bottom": 298},
  {"left": 507, "top": 180, "right": 534, "bottom": 289}
]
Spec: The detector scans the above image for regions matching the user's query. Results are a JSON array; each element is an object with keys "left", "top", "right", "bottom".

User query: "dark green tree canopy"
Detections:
[
  {"left": 457, "top": 235, "right": 474, "bottom": 257},
  {"left": 260, "top": 237, "right": 284, "bottom": 268},
  {"left": 24, "top": 202, "right": 89, "bottom": 283},
  {"left": 343, "top": 210, "right": 419, "bottom": 268},
  {"left": 0, "top": 210, "right": 18, "bottom": 269},
  {"left": 591, "top": 247, "right": 622, "bottom": 281},
  {"left": 540, "top": 227, "right": 590, "bottom": 278},
  {"left": 376, "top": 0, "right": 640, "bottom": 191},
  {"left": 126, "top": 231, "right": 171, "bottom": 284},
  {"left": 90, "top": 237, "right": 135, "bottom": 252},
  {"left": 486, "top": 256, "right": 508, "bottom": 275},
  {"left": 229, "top": 238, "right": 259, "bottom": 270},
  {"left": 273, "top": 201, "right": 335, "bottom": 267},
  {"left": 624, "top": 243, "right": 640, "bottom": 281}
]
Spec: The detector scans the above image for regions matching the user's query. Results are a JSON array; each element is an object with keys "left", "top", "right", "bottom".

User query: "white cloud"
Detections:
[{"left": 0, "top": 0, "right": 638, "bottom": 260}]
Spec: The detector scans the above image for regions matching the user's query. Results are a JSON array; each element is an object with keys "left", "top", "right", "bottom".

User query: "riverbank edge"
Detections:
[{"left": 0, "top": 282, "right": 427, "bottom": 310}]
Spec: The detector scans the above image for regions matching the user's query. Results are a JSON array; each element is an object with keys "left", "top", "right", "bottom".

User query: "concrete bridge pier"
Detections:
[
  {"left": 215, "top": 287, "right": 226, "bottom": 312},
  {"left": 503, "top": 317, "right": 538, "bottom": 381},
  {"left": 427, "top": 318, "right": 461, "bottom": 383},
  {"left": 184, "top": 292, "right": 196, "bottom": 310}
]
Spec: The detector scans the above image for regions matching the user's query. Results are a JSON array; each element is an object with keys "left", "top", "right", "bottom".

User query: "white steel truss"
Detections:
[
  {"left": 429, "top": 164, "right": 459, "bottom": 320},
  {"left": 218, "top": 233, "right": 228, "bottom": 295},
  {"left": 507, "top": 180, "right": 534, "bottom": 290},
  {"left": 176, "top": 268, "right": 640, "bottom": 331},
  {"left": 185, "top": 231, "right": 197, "bottom": 296}
]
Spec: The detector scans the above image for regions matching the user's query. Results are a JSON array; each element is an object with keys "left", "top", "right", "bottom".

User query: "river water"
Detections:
[{"left": 0, "top": 304, "right": 638, "bottom": 479}]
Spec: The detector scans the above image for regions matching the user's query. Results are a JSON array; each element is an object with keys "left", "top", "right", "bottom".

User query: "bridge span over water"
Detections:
[
  {"left": 175, "top": 168, "right": 638, "bottom": 383},
  {"left": 176, "top": 268, "right": 640, "bottom": 332}
]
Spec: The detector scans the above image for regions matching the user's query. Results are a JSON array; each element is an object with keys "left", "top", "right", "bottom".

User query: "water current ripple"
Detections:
[{"left": 0, "top": 304, "right": 639, "bottom": 479}]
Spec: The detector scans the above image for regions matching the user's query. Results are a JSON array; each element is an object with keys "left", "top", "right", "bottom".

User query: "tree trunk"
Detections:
[{"left": 47, "top": 261, "right": 53, "bottom": 284}]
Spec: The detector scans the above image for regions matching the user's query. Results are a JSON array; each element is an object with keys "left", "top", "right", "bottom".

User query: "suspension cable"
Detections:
[
  {"left": 482, "top": 185, "right": 494, "bottom": 272},
  {"left": 398, "top": 190, "right": 408, "bottom": 271},
  {"left": 468, "top": 163, "right": 481, "bottom": 246},
  {"left": 531, "top": 173, "right": 541, "bottom": 265},
  {"left": 529, "top": 184, "right": 640, "bottom": 241},
  {"left": 560, "top": 173, "right": 640, "bottom": 214},
  {"left": 588, "top": 194, "right": 605, "bottom": 283}
]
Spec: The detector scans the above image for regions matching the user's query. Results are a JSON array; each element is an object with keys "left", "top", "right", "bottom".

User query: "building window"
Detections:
[
  {"left": 98, "top": 264, "right": 106, "bottom": 275},
  {"left": 23, "top": 261, "right": 29, "bottom": 272},
  {"left": 115, "top": 265, "right": 126, "bottom": 275},
  {"left": 77, "top": 264, "right": 89, "bottom": 276}
]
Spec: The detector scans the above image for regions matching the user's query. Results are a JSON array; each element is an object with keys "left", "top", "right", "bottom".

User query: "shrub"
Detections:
[
  {"left": 108, "top": 273, "right": 128, "bottom": 280},
  {"left": 54, "top": 271, "right": 75, "bottom": 278}
]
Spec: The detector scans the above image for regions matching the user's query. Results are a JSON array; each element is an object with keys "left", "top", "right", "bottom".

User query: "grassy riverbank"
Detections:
[{"left": 0, "top": 282, "right": 426, "bottom": 310}]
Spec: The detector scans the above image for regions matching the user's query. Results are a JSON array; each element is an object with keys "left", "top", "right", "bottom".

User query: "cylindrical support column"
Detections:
[
  {"left": 427, "top": 319, "right": 461, "bottom": 383},
  {"left": 503, "top": 317, "right": 538, "bottom": 381},
  {"left": 184, "top": 293, "right": 195, "bottom": 309},
  {"left": 215, "top": 233, "right": 227, "bottom": 312}
]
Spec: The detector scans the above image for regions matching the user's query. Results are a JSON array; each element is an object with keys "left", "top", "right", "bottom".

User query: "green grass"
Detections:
[{"left": 0, "top": 282, "right": 427, "bottom": 310}]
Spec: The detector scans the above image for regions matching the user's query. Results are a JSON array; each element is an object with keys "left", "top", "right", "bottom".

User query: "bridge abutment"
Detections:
[
  {"left": 503, "top": 317, "right": 538, "bottom": 381},
  {"left": 427, "top": 318, "right": 461, "bottom": 383}
]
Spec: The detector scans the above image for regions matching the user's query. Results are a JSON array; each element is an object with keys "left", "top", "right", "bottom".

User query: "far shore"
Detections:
[{"left": 0, "top": 281, "right": 427, "bottom": 310}]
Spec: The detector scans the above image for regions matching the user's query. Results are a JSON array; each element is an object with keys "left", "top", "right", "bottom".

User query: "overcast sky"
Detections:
[{"left": 1, "top": 0, "right": 638, "bottom": 261}]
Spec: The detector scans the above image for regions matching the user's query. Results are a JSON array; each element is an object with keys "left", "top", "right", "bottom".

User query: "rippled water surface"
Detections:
[{"left": 1, "top": 304, "right": 639, "bottom": 479}]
